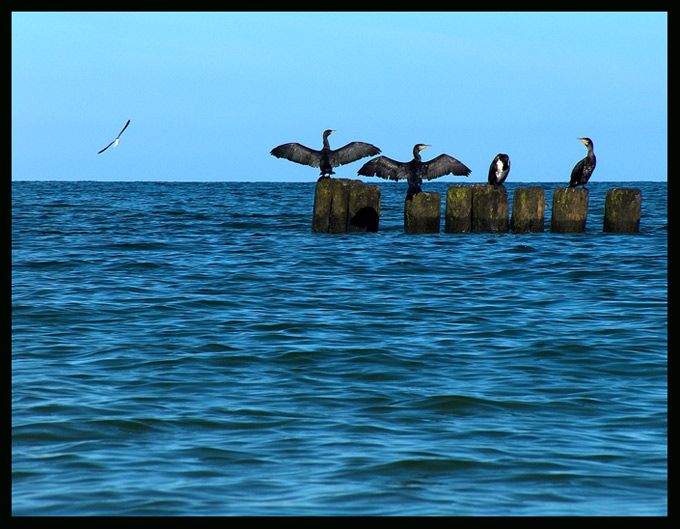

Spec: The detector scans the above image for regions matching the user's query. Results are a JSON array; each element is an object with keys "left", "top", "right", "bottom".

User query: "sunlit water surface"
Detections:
[{"left": 12, "top": 180, "right": 667, "bottom": 515}]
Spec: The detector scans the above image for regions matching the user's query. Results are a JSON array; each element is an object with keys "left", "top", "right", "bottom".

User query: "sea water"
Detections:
[{"left": 12, "top": 180, "right": 667, "bottom": 515}]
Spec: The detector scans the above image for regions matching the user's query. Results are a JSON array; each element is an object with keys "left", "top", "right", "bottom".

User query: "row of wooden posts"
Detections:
[{"left": 312, "top": 178, "right": 642, "bottom": 234}]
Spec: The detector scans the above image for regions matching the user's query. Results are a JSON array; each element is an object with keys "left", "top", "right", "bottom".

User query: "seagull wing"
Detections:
[
  {"left": 98, "top": 120, "right": 130, "bottom": 154},
  {"left": 116, "top": 120, "right": 131, "bottom": 139},
  {"left": 97, "top": 141, "right": 115, "bottom": 154}
]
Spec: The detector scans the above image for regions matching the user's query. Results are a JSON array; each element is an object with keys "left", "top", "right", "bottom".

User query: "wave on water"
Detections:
[{"left": 12, "top": 181, "right": 667, "bottom": 515}]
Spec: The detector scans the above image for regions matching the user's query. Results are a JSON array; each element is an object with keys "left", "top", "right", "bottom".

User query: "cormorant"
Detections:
[
  {"left": 98, "top": 120, "right": 130, "bottom": 154},
  {"left": 270, "top": 129, "right": 381, "bottom": 179},
  {"left": 358, "top": 144, "right": 471, "bottom": 199},
  {"left": 488, "top": 153, "right": 510, "bottom": 187},
  {"left": 569, "top": 137, "right": 596, "bottom": 188}
]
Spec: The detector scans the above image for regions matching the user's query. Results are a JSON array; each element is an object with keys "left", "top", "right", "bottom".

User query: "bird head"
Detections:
[
  {"left": 577, "top": 137, "right": 592, "bottom": 146},
  {"left": 413, "top": 144, "right": 431, "bottom": 156}
]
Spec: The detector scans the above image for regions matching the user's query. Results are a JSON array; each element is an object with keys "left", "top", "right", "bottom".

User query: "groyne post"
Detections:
[
  {"left": 328, "top": 179, "right": 352, "bottom": 233},
  {"left": 312, "top": 178, "right": 334, "bottom": 233},
  {"left": 348, "top": 182, "right": 381, "bottom": 232},
  {"left": 550, "top": 187, "right": 588, "bottom": 233},
  {"left": 510, "top": 187, "right": 545, "bottom": 233},
  {"left": 444, "top": 185, "right": 473, "bottom": 233},
  {"left": 551, "top": 188, "right": 589, "bottom": 233},
  {"left": 603, "top": 188, "right": 642, "bottom": 233},
  {"left": 404, "top": 192, "right": 441, "bottom": 233},
  {"left": 312, "top": 178, "right": 380, "bottom": 233},
  {"left": 472, "top": 184, "right": 509, "bottom": 232}
]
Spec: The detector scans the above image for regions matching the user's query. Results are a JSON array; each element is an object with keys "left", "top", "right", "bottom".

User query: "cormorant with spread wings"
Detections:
[
  {"left": 271, "top": 129, "right": 381, "bottom": 179},
  {"left": 358, "top": 144, "right": 471, "bottom": 199}
]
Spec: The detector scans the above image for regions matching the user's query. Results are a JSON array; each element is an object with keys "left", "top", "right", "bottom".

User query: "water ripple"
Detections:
[{"left": 12, "top": 181, "right": 666, "bottom": 515}]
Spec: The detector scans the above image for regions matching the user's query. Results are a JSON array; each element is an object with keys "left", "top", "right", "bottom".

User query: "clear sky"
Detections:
[{"left": 12, "top": 11, "right": 667, "bottom": 182}]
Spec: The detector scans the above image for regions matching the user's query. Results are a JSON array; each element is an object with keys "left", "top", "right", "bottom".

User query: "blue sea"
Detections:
[{"left": 12, "top": 180, "right": 667, "bottom": 516}]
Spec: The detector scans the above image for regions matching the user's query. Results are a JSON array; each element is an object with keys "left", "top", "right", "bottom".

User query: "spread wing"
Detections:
[
  {"left": 98, "top": 120, "right": 130, "bottom": 154},
  {"left": 116, "top": 119, "right": 130, "bottom": 139},
  {"left": 270, "top": 143, "right": 323, "bottom": 168},
  {"left": 420, "top": 154, "right": 471, "bottom": 180},
  {"left": 97, "top": 141, "right": 115, "bottom": 154},
  {"left": 330, "top": 142, "right": 381, "bottom": 166},
  {"left": 357, "top": 156, "right": 409, "bottom": 181}
]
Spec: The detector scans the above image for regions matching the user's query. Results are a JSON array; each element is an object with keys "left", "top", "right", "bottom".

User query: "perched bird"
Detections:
[
  {"left": 569, "top": 137, "right": 596, "bottom": 188},
  {"left": 488, "top": 153, "right": 510, "bottom": 187},
  {"left": 358, "top": 144, "right": 471, "bottom": 199},
  {"left": 98, "top": 120, "right": 130, "bottom": 154},
  {"left": 270, "top": 129, "right": 381, "bottom": 179}
]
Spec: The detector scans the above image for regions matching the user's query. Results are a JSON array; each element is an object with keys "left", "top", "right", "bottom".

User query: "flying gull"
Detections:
[{"left": 98, "top": 120, "right": 130, "bottom": 154}]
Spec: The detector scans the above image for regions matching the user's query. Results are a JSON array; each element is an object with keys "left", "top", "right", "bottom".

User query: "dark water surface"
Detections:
[{"left": 12, "top": 181, "right": 667, "bottom": 515}]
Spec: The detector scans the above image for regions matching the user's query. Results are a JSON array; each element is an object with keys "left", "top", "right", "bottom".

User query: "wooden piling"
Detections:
[
  {"left": 510, "top": 187, "right": 545, "bottom": 233},
  {"left": 312, "top": 178, "right": 333, "bottom": 233},
  {"left": 348, "top": 182, "right": 381, "bottom": 232},
  {"left": 472, "top": 184, "right": 509, "bottom": 232},
  {"left": 603, "top": 188, "right": 641, "bottom": 233},
  {"left": 404, "top": 192, "right": 441, "bottom": 234},
  {"left": 328, "top": 180, "right": 352, "bottom": 233},
  {"left": 551, "top": 187, "right": 588, "bottom": 233},
  {"left": 312, "top": 178, "right": 380, "bottom": 233},
  {"left": 445, "top": 185, "right": 473, "bottom": 233}
]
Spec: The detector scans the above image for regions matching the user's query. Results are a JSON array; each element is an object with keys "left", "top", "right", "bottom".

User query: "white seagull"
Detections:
[{"left": 98, "top": 120, "right": 130, "bottom": 154}]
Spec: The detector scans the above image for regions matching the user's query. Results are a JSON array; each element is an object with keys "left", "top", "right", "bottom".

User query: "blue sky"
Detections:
[{"left": 12, "top": 12, "right": 667, "bottom": 182}]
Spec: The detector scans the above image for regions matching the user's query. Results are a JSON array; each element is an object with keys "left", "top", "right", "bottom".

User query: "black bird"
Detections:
[
  {"left": 98, "top": 120, "right": 130, "bottom": 154},
  {"left": 569, "top": 137, "right": 596, "bottom": 188},
  {"left": 488, "top": 153, "right": 510, "bottom": 187},
  {"left": 270, "top": 129, "right": 381, "bottom": 179},
  {"left": 358, "top": 144, "right": 471, "bottom": 199}
]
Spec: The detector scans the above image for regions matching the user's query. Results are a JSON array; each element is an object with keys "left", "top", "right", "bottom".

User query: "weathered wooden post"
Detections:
[
  {"left": 348, "top": 182, "right": 380, "bottom": 232},
  {"left": 472, "top": 184, "right": 508, "bottom": 232},
  {"left": 328, "top": 179, "right": 352, "bottom": 233},
  {"left": 312, "top": 178, "right": 334, "bottom": 233},
  {"left": 404, "top": 192, "right": 441, "bottom": 234},
  {"left": 551, "top": 187, "right": 588, "bottom": 233},
  {"left": 312, "top": 178, "right": 380, "bottom": 233},
  {"left": 445, "top": 185, "right": 473, "bottom": 233},
  {"left": 511, "top": 187, "right": 545, "bottom": 233},
  {"left": 603, "top": 188, "right": 641, "bottom": 233}
]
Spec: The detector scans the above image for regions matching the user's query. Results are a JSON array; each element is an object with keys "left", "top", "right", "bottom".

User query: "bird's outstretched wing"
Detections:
[
  {"left": 97, "top": 141, "right": 115, "bottom": 155},
  {"left": 357, "top": 156, "right": 409, "bottom": 181},
  {"left": 331, "top": 142, "right": 381, "bottom": 166},
  {"left": 117, "top": 120, "right": 130, "bottom": 139},
  {"left": 270, "top": 143, "right": 323, "bottom": 168},
  {"left": 98, "top": 120, "right": 130, "bottom": 154},
  {"left": 421, "top": 154, "right": 471, "bottom": 180}
]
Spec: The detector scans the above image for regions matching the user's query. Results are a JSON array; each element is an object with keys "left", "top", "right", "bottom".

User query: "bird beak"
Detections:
[
  {"left": 330, "top": 130, "right": 336, "bottom": 134},
  {"left": 420, "top": 144, "right": 431, "bottom": 151},
  {"left": 577, "top": 138, "right": 587, "bottom": 144}
]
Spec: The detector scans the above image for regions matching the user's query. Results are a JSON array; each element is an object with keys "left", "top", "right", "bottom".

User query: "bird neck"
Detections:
[{"left": 322, "top": 133, "right": 331, "bottom": 150}]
